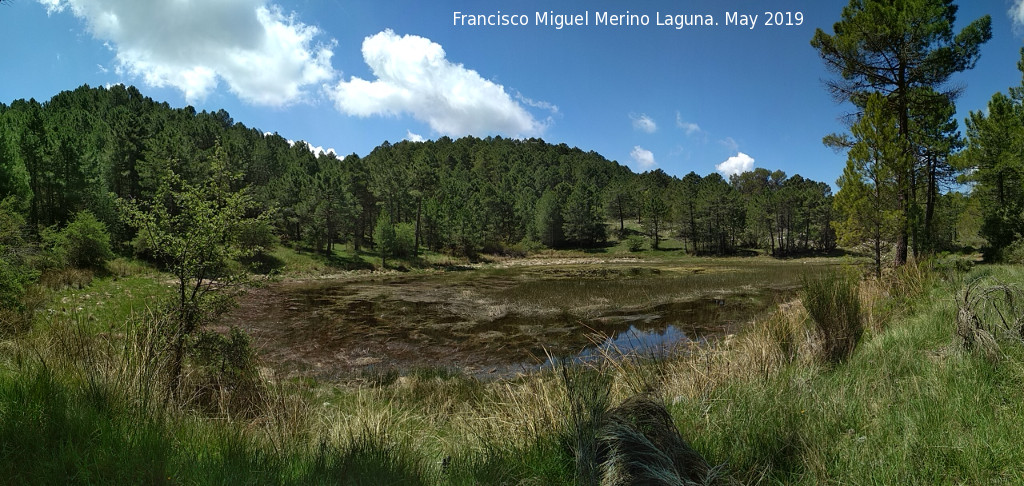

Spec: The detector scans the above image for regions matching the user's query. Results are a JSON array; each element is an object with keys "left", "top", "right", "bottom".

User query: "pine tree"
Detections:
[{"left": 812, "top": 0, "right": 991, "bottom": 265}]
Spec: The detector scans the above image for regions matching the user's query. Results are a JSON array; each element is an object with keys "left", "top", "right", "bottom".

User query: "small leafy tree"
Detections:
[
  {"left": 373, "top": 209, "right": 397, "bottom": 268},
  {"left": 641, "top": 188, "right": 669, "bottom": 250},
  {"left": 393, "top": 222, "right": 416, "bottom": 259},
  {"left": 120, "top": 142, "right": 269, "bottom": 396}
]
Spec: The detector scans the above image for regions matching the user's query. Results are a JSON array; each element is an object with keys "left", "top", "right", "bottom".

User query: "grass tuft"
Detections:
[
  {"left": 802, "top": 269, "right": 863, "bottom": 364},
  {"left": 598, "top": 395, "right": 712, "bottom": 486}
]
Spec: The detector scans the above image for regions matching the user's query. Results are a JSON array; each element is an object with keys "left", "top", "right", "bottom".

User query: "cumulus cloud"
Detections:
[
  {"left": 327, "top": 30, "right": 547, "bottom": 138},
  {"left": 630, "top": 146, "right": 656, "bottom": 169},
  {"left": 273, "top": 135, "right": 340, "bottom": 159},
  {"left": 631, "top": 113, "right": 657, "bottom": 133},
  {"left": 675, "top": 111, "right": 701, "bottom": 135},
  {"left": 406, "top": 130, "right": 426, "bottom": 142},
  {"left": 39, "top": 0, "right": 335, "bottom": 106},
  {"left": 309, "top": 144, "right": 338, "bottom": 159},
  {"left": 716, "top": 152, "right": 755, "bottom": 176}
]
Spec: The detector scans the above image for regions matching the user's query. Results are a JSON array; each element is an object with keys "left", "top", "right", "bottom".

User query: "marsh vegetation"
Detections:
[{"left": 221, "top": 258, "right": 821, "bottom": 379}]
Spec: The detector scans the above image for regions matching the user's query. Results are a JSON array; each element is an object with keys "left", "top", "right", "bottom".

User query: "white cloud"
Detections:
[
  {"left": 1011, "top": 1, "right": 1024, "bottom": 28},
  {"left": 327, "top": 30, "right": 547, "bottom": 138},
  {"left": 280, "top": 137, "right": 340, "bottom": 159},
  {"left": 406, "top": 130, "right": 426, "bottom": 142},
  {"left": 630, "top": 146, "right": 656, "bottom": 169},
  {"left": 716, "top": 152, "right": 755, "bottom": 176},
  {"left": 675, "top": 111, "right": 701, "bottom": 135},
  {"left": 631, "top": 113, "right": 657, "bottom": 133},
  {"left": 309, "top": 144, "right": 338, "bottom": 158},
  {"left": 39, "top": 0, "right": 335, "bottom": 106},
  {"left": 719, "top": 137, "right": 740, "bottom": 153},
  {"left": 516, "top": 91, "right": 559, "bottom": 116}
]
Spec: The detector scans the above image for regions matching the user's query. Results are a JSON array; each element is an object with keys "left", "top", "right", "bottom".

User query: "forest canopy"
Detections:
[{"left": 0, "top": 84, "right": 846, "bottom": 263}]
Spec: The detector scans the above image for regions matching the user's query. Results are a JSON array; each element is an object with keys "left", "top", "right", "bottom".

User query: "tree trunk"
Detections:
[
  {"left": 414, "top": 197, "right": 422, "bottom": 258},
  {"left": 894, "top": 64, "right": 910, "bottom": 267},
  {"left": 923, "top": 155, "right": 938, "bottom": 253}
]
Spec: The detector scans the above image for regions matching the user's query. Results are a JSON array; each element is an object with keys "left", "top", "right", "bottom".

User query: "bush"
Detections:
[
  {"left": 930, "top": 254, "right": 974, "bottom": 281},
  {"left": 234, "top": 218, "right": 277, "bottom": 255},
  {"left": 802, "top": 269, "right": 863, "bottom": 365},
  {"left": 0, "top": 200, "right": 36, "bottom": 316},
  {"left": 42, "top": 210, "right": 113, "bottom": 269},
  {"left": 999, "top": 238, "right": 1024, "bottom": 264},
  {"left": 189, "top": 327, "right": 264, "bottom": 417},
  {"left": 394, "top": 222, "right": 416, "bottom": 258},
  {"left": 626, "top": 235, "right": 646, "bottom": 252}
]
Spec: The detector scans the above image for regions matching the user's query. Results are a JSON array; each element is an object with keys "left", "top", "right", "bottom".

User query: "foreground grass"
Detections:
[
  {"left": 2, "top": 257, "right": 1023, "bottom": 484},
  {"left": 668, "top": 264, "right": 1024, "bottom": 483}
]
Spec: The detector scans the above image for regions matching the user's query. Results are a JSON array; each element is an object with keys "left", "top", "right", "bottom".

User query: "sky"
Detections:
[{"left": 2, "top": 0, "right": 1024, "bottom": 188}]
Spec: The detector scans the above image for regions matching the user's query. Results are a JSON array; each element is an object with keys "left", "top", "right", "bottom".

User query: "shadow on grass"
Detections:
[
  {"left": 318, "top": 252, "right": 376, "bottom": 271},
  {"left": 241, "top": 253, "right": 287, "bottom": 274}
]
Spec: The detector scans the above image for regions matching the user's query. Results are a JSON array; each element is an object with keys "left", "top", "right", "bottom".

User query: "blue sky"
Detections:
[{"left": 2, "top": 1, "right": 1023, "bottom": 188}]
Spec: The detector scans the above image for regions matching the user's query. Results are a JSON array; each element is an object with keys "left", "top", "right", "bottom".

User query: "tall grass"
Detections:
[
  {"left": 7, "top": 259, "right": 1024, "bottom": 484},
  {"left": 802, "top": 269, "right": 863, "bottom": 364},
  {"left": 559, "top": 362, "right": 611, "bottom": 485},
  {"left": 662, "top": 264, "right": 1024, "bottom": 483}
]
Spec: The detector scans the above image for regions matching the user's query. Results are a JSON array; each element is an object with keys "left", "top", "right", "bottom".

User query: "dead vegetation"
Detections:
[{"left": 955, "top": 275, "right": 1024, "bottom": 361}]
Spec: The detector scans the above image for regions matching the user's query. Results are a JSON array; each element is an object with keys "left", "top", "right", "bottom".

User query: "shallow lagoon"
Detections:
[{"left": 221, "top": 258, "right": 825, "bottom": 379}]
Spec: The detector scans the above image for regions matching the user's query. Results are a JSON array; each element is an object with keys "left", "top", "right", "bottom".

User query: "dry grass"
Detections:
[
  {"left": 955, "top": 275, "right": 1024, "bottom": 361},
  {"left": 660, "top": 300, "right": 818, "bottom": 403}
]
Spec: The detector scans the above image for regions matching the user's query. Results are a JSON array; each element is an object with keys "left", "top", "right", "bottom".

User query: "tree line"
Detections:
[{"left": 0, "top": 84, "right": 842, "bottom": 267}]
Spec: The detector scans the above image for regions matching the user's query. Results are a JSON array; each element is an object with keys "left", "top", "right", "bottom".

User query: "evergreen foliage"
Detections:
[
  {"left": 812, "top": 0, "right": 992, "bottom": 265},
  {"left": 0, "top": 84, "right": 843, "bottom": 261}
]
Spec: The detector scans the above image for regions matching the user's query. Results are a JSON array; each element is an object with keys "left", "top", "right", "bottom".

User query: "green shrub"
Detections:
[
  {"left": 931, "top": 253, "right": 974, "bottom": 280},
  {"left": 626, "top": 235, "right": 646, "bottom": 252},
  {"left": 189, "top": 327, "right": 264, "bottom": 417},
  {"left": 235, "top": 218, "right": 278, "bottom": 255},
  {"left": 1000, "top": 238, "right": 1024, "bottom": 264},
  {"left": 394, "top": 222, "right": 416, "bottom": 258},
  {"left": 802, "top": 269, "right": 863, "bottom": 364},
  {"left": 0, "top": 201, "right": 36, "bottom": 319},
  {"left": 0, "top": 257, "right": 31, "bottom": 312},
  {"left": 42, "top": 210, "right": 113, "bottom": 269}
]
